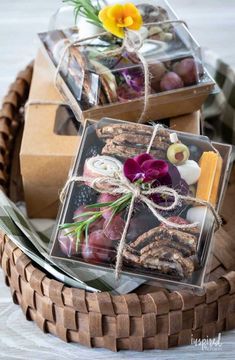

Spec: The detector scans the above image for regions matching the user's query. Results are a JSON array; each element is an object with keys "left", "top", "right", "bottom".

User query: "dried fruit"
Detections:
[{"left": 149, "top": 62, "right": 167, "bottom": 91}]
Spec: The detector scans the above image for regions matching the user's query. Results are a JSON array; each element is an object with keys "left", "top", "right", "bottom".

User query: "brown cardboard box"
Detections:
[
  {"left": 20, "top": 50, "right": 201, "bottom": 219},
  {"left": 20, "top": 51, "right": 79, "bottom": 219}
]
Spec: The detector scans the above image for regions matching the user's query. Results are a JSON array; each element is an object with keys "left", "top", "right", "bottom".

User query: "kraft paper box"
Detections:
[
  {"left": 20, "top": 51, "right": 80, "bottom": 219},
  {"left": 20, "top": 50, "right": 201, "bottom": 219}
]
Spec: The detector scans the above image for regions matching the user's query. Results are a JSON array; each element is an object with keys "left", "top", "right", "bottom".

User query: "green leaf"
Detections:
[
  {"left": 76, "top": 229, "right": 82, "bottom": 252},
  {"left": 103, "top": 208, "right": 116, "bottom": 229},
  {"left": 64, "top": 0, "right": 102, "bottom": 26},
  {"left": 85, "top": 224, "right": 89, "bottom": 246},
  {"left": 72, "top": 219, "right": 85, "bottom": 226},
  {"left": 115, "top": 199, "right": 130, "bottom": 214},
  {"left": 59, "top": 222, "right": 76, "bottom": 230},
  {"left": 73, "top": 211, "right": 98, "bottom": 219},
  {"left": 86, "top": 201, "right": 113, "bottom": 208},
  {"left": 109, "top": 194, "right": 132, "bottom": 208}
]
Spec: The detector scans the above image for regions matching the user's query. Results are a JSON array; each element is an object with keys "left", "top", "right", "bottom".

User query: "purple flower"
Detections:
[
  {"left": 123, "top": 153, "right": 189, "bottom": 211},
  {"left": 151, "top": 163, "right": 189, "bottom": 206},
  {"left": 120, "top": 67, "right": 145, "bottom": 93},
  {"left": 124, "top": 153, "right": 169, "bottom": 183}
]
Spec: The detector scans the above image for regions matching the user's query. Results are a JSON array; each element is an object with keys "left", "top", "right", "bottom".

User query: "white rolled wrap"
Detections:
[{"left": 83, "top": 156, "right": 123, "bottom": 181}]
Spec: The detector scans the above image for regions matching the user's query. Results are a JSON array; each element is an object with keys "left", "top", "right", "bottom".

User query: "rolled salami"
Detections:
[{"left": 83, "top": 155, "right": 123, "bottom": 190}]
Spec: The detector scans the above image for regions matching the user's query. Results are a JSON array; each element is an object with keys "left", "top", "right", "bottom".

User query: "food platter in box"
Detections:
[
  {"left": 50, "top": 118, "right": 231, "bottom": 292},
  {"left": 39, "top": 0, "right": 216, "bottom": 123}
]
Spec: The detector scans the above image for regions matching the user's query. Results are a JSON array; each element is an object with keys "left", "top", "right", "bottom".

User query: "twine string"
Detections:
[
  {"left": 115, "top": 195, "right": 136, "bottom": 278},
  {"left": 136, "top": 51, "right": 150, "bottom": 123},
  {"left": 146, "top": 124, "right": 162, "bottom": 153},
  {"left": 25, "top": 99, "right": 67, "bottom": 108},
  {"left": 60, "top": 175, "right": 221, "bottom": 228}
]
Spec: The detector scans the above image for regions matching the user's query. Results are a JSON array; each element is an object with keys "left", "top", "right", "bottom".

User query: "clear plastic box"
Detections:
[
  {"left": 39, "top": 0, "right": 216, "bottom": 123},
  {"left": 50, "top": 118, "right": 231, "bottom": 292}
]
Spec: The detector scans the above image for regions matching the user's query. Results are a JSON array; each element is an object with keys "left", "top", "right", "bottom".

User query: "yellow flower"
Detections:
[{"left": 98, "top": 3, "right": 143, "bottom": 38}]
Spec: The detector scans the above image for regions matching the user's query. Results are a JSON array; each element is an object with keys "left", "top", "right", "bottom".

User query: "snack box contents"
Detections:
[
  {"left": 50, "top": 118, "right": 231, "bottom": 291},
  {"left": 39, "top": 0, "right": 215, "bottom": 123}
]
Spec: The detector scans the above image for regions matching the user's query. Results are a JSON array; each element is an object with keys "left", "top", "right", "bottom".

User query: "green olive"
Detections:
[{"left": 167, "top": 143, "right": 190, "bottom": 165}]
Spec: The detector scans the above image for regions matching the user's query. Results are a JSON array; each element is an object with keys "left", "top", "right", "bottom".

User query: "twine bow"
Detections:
[
  {"left": 60, "top": 124, "right": 222, "bottom": 280},
  {"left": 54, "top": 20, "right": 188, "bottom": 123}
]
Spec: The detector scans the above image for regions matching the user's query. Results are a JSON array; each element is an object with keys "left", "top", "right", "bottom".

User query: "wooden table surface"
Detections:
[{"left": 1, "top": 1, "right": 235, "bottom": 359}]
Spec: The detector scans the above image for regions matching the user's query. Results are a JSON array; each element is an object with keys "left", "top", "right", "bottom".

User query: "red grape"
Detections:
[
  {"left": 103, "top": 214, "right": 125, "bottom": 241},
  {"left": 81, "top": 230, "right": 114, "bottom": 263},
  {"left": 173, "top": 58, "right": 198, "bottom": 86},
  {"left": 58, "top": 229, "right": 79, "bottom": 257},
  {"left": 81, "top": 243, "right": 114, "bottom": 263},
  {"left": 160, "top": 72, "right": 184, "bottom": 91},
  {"left": 89, "top": 217, "right": 105, "bottom": 232},
  {"left": 88, "top": 230, "right": 112, "bottom": 248},
  {"left": 74, "top": 205, "right": 104, "bottom": 233},
  {"left": 98, "top": 193, "right": 119, "bottom": 219}
]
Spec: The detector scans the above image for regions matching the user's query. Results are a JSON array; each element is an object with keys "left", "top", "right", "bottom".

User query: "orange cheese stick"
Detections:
[
  {"left": 196, "top": 151, "right": 221, "bottom": 204},
  {"left": 210, "top": 154, "right": 223, "bottom": 206}
]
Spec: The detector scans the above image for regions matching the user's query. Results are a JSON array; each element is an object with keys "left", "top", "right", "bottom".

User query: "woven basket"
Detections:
[{"left": 0, "top": 65, "right": 235, "bottom": 352}]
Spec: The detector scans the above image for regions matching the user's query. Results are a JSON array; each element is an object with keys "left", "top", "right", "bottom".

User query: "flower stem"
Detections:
[{"left": 63, "top": 0, "right": 103, "bottom": 27}]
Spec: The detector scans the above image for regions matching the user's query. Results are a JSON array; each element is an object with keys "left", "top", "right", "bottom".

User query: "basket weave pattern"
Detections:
[{"left": 0, "top": 65, "right": 235, "bottom": 351}]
